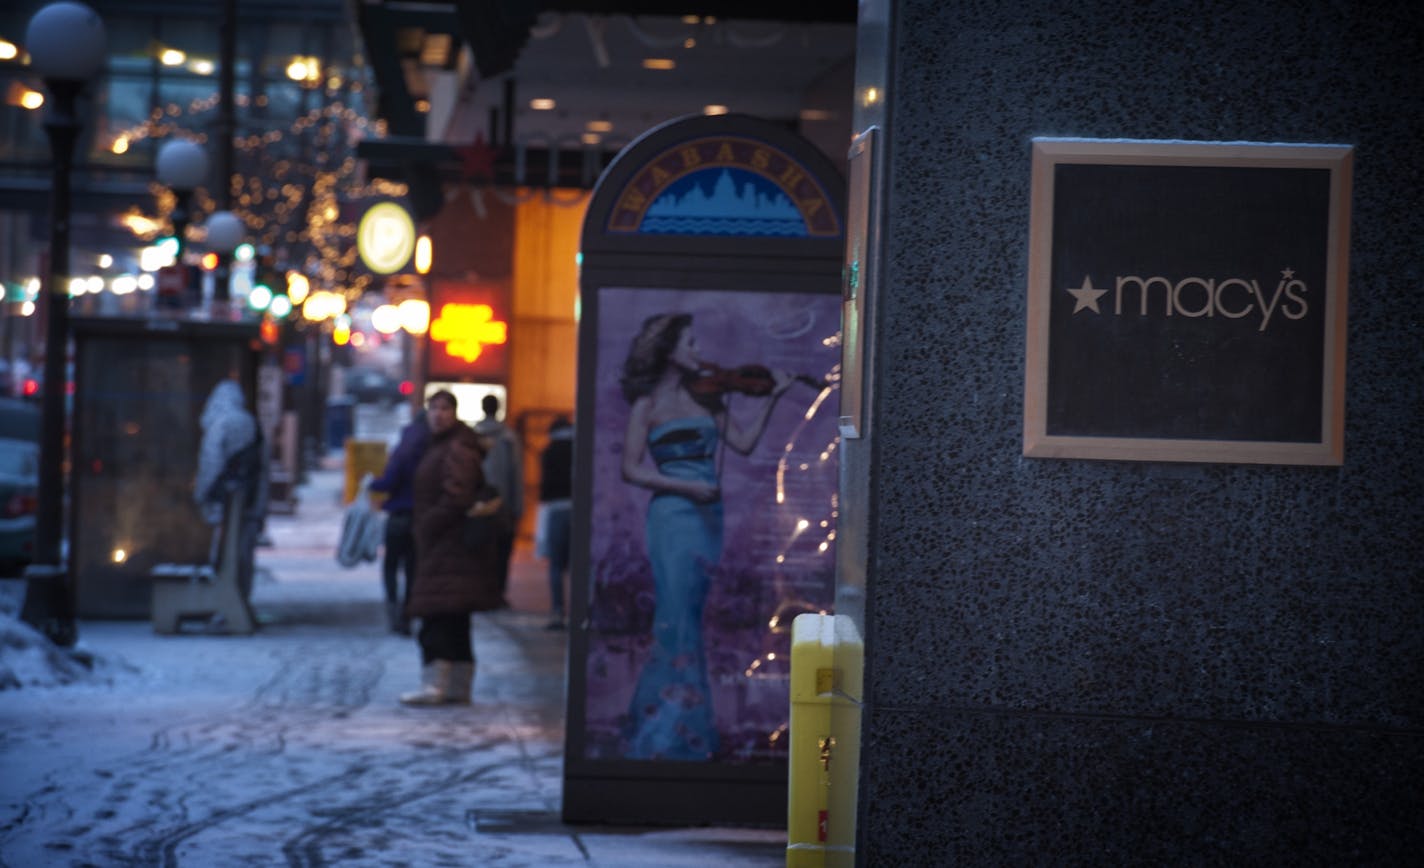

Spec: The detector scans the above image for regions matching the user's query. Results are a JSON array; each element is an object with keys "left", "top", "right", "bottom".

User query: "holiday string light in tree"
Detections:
[{"left": 112, "top": 78, "right": 404, "bottom": 314}]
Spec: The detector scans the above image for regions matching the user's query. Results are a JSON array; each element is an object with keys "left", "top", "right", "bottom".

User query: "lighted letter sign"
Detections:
[
  {"left": 356, "top": 202, "right": 416, "bottom": 274},
  {"left": 429, "top": 303, "right": 508, "bottom": 362},
  {"left": 424, "top": 281, "right": 510, "bottom": 381}
]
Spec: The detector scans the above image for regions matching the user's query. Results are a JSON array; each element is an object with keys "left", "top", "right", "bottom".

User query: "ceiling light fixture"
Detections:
[
  {"left": 703, "top": 104, "right": 728, "bottom": 116},
  {"left": 586, "top": 120, "right": 613, "bottom": 132},
  {"left": 530, "top": 97, "right": 555, "bottom": 110},
  {"left": 642, "top": 58, "right": 675, "bottom": 70},
  {"left": 419, "top": 32, "right": 451, "bottom": 67},
  {"left": 160, "top": 48, "right": 185, "bottom": 66}
]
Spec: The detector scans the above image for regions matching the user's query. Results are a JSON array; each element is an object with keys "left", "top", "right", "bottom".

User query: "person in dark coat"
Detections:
[
  {"left": 368, "top": 410, "right": 430, "bottom": 635},
  {"left": 400, "top": 390, "right": 501, "bottom": 706},
  {"left": 537, "top": 415, "right": 573, "bottom": 629}
]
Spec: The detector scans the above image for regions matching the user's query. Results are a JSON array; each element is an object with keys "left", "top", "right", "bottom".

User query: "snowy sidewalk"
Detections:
[{"left": 0, "top": 461, "right": 784, "bottom": 867}]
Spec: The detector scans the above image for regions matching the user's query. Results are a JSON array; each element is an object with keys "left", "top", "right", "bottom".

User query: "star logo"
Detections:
[
  {"left": 454, "top": 133, "right": 498, "bottom": 182},
  {"left": 1065, "top": 275, "right": 1107, "bottom": 314}
]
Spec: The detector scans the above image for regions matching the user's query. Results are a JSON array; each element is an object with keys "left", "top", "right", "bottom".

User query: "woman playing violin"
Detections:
[{"left": 617, "top": 312, "right": 793, "bottom": 760}]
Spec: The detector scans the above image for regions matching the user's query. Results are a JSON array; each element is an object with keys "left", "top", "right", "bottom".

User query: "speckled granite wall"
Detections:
[{"left": 854, "top": 1, "right": 1424, "bottom": 863}]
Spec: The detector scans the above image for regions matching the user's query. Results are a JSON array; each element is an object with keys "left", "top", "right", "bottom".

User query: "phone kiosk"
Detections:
[{"left": 563, "top": 114, "right": 846, "bottom": 827}]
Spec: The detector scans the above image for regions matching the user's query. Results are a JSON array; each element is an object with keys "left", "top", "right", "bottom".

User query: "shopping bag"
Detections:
[{"left": 336, "top": 474, "right": 385, "bottom": 568}]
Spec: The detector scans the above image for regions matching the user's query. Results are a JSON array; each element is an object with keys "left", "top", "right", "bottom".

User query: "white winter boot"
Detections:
[
  {"left": 399, "top": 661, "right": 452, "bottom": 706},
  {"left": 445, "top": 661, "right": 475, "bottom": 705}
]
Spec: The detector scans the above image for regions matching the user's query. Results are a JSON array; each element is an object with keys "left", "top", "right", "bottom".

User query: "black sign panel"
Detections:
[{"left": 1024, "top": 140, "right": 1351, "bottom": 465}]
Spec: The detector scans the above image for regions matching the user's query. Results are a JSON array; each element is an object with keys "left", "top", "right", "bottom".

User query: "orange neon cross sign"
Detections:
[{"left": 429, "top": 303, "right": 508, "bottom": 362}]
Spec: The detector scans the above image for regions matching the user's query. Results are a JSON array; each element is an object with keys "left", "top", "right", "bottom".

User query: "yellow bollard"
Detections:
[
  {"left": 344, "top": 438, "right": 389, "bottom": 505},
  {"left": 787, "top": 612, "right": 863, "bottom": 867}
]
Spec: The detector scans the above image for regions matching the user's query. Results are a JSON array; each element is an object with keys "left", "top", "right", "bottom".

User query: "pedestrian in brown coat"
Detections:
[{"left": 400, "top": 389, "right": 502, "bottom": 705}]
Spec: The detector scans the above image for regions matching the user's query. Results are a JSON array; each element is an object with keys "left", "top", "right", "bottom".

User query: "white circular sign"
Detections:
[{"left": 357, "top": 202, "right": 416, "bottom": 274}]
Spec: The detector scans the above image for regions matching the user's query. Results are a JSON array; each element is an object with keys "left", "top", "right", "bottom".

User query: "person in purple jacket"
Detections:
[{"left": 368, "top": 409, "right": 430, "bottom": 635}]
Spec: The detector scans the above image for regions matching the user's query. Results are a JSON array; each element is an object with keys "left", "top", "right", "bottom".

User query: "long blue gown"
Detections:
[{"left": 624, "top": 416, "right": 722, "bottom": 760}]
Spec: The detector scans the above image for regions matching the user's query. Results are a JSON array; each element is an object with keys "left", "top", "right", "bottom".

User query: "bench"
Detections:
[{"left": 150, "top": 488, "right": 256, "bottom": 635}]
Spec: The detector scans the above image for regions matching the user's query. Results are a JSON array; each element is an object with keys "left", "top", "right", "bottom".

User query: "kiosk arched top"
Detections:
[{"left": 582, "top": 113, "right": 845, "bottom": 258}]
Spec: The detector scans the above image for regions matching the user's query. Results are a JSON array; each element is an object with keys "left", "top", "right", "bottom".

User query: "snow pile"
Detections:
[{"left": 0, "top": 614, "right": 129, "bottom": 690}]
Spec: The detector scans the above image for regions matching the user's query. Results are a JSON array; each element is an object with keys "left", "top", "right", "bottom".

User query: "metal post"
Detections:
[
  {"left": 213, "top": 251, "right": 231, "bottom": 316},
  {"left": 169, "top": 189, "right": 193, "bottom": 314},
  {"left": 21, "top": 77, "right": 83, "bottom": 647},
  {"left": 215, "top": 0, "right": 236, "bottom": 304},
  {"left": 170, "top": 189, "right": 193, "bottom": 251}
]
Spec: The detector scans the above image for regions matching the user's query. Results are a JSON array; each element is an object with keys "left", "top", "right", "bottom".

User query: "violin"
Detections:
[{"left": 687, "top": 363, "right": 826, "bottom": 397}]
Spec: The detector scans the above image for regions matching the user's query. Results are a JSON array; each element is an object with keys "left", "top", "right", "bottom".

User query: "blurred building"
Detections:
[
  {"left": 0, "top": 0, "right": 372, "bottom": 386},
  {"left": 0, "top": 0, "right": 857, "bottom": 553},
  {"left": 0, "top": 0, "right": 856, "bottom": 425}
]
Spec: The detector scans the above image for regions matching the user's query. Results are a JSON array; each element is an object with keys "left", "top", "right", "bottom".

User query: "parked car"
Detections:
[
  {"left": 344, "top": 368, "right": 408, "bottom": 406},
  {"left": 0, "top": 397, "right": 40, "bottom": 576}
]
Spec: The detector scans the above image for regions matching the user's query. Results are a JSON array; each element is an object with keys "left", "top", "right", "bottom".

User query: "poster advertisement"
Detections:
[{"left": 581, "top": 286, "right": 841, "bottom": 764}]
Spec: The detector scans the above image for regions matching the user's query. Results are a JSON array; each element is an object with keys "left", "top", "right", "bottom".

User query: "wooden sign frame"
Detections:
[{"left": 1023, "top": 138, "right": 1352, "bottom": 465}]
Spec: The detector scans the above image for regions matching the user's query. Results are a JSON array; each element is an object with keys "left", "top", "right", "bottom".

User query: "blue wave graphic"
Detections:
[
  {"left": 639, "top": 216, "right": 808, "bottom": 236},
  {"left": 638, "top": 168, "right": 809, "bottom": 236}
]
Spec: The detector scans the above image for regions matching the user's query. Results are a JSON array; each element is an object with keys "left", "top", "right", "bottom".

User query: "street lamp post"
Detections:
[
  {"left": 204, "top": 210, "right": 244, "bottom": 318},
  {"left": 155, "top": 138, "right": 208, "bottom": 311},
  {"left": 19, "top": 1, "right": 107, "bottom": 648},
  {"left": 156, "top": 139, "right": 208, "bottom": 244}
]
